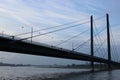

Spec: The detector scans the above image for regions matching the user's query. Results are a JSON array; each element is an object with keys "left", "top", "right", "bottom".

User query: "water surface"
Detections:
[{"left": 0, "top": 66, "right": 119, "bottom": 80}]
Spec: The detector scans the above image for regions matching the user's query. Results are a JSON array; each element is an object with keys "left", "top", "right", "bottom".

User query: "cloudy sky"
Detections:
[{"left": 0, "top": 0, "right": 120, "bottom": 65}]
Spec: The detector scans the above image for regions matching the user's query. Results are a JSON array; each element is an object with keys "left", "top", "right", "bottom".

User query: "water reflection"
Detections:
[
  {"left": 89, "top": 73, "right": 95, "bottom": 80},
  {"left": 107, "top": 71, "right": 112, "bottom": 80},
  {"left": 87, "top": 71, "right": 113, "bottom": 80},
  {"left": 60, "top": 70, "right": 120, "bottom": 80}
]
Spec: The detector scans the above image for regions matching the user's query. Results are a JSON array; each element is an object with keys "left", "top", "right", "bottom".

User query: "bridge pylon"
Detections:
[
  {"left": 106, "top": 13, "right": 111, "bottom": 69},
  {"left": 90, "top": 15, "right": 94, "bottom": 71}
]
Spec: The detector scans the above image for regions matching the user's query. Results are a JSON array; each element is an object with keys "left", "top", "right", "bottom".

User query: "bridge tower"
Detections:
[
  {"left": 90, "top": 15, "right": 94, "bottom": 71},
  {"left": 106, "top": 13, "right": 111, "bottom": 69}
]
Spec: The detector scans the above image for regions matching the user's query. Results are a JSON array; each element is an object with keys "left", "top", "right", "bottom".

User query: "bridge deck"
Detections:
[{"left": 0, "top": 36, "right": 119, "bottom": 65}]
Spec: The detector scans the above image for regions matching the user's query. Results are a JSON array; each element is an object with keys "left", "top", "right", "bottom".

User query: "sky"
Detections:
[{"left": 0, "top": 0, "right": 120, "bottom": 65}]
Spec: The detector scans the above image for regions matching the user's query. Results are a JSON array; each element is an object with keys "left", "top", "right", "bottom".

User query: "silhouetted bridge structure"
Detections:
[
  {"left": 0, "top": 14, "right": 120, "bottom": 69},
  {"left": 0, "top": 36, "right": 119, "bottom": 65}
]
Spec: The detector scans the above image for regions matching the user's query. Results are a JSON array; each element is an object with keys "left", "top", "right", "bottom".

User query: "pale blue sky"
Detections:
[{"left": 0, "top": 0, "right": 120, "bottom": 65}]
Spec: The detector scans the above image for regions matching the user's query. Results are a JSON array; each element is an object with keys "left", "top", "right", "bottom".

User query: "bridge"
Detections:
[{"left": 0, "top": 14, "right": 120, "bottom": 70}]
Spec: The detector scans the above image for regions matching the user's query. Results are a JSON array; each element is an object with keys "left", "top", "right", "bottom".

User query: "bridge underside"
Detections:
[{"left": 0, "top": 36, "right": 120, "bottom": 66}]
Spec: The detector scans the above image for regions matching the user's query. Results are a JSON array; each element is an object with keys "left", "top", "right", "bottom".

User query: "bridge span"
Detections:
[{"left": 0, "top": 36, "right": 119, "bottom": 66}]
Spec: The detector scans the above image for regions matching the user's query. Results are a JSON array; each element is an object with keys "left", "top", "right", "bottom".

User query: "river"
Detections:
[{"left": 0, "top": 66, "right": 119, "bottom": 80}]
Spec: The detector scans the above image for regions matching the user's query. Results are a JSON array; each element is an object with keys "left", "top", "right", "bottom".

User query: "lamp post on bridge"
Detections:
[
  {"left": 31, "top": 27, "right": 33, "bottom": 43},
  {"left": 72, "top": 41, "right": 74, "bottom": 51}
]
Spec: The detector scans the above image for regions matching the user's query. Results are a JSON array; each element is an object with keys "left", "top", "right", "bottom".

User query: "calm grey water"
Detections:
[{"left": 0, "top": 66, "right": 119, "bottom": 80}]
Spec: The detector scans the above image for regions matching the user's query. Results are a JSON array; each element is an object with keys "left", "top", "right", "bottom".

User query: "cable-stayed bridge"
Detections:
[{"left": 0, "top": 14, "right": 120, "bottom": 70}]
